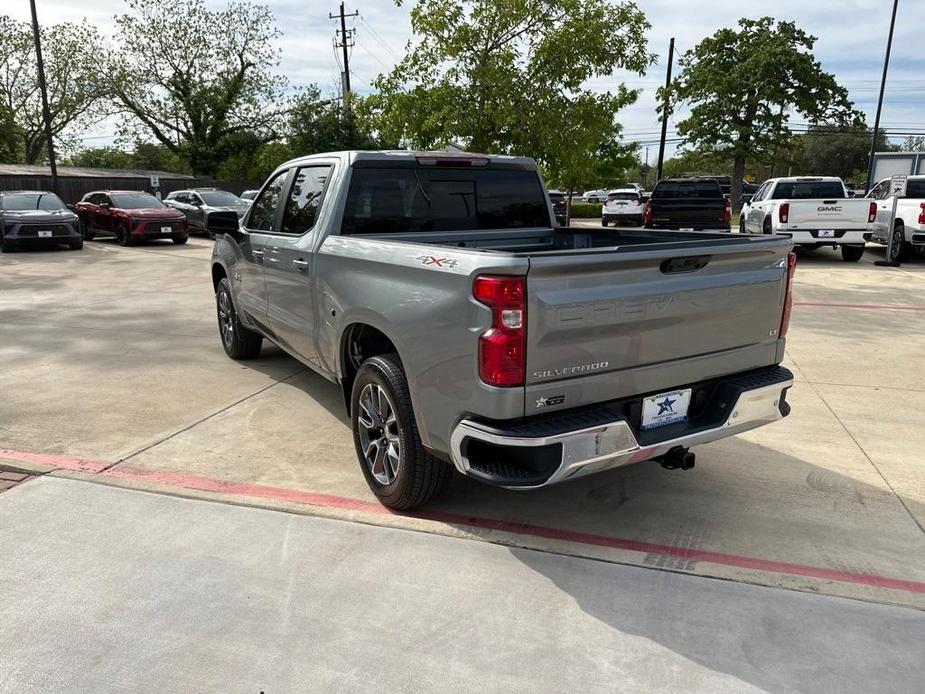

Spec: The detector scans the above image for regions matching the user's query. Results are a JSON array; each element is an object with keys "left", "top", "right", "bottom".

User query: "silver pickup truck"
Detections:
[{"left": 209, "top": 151, "right": 796, "bottom": 509}]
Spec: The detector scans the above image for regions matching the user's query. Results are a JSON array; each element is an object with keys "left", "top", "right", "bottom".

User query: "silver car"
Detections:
[{"left": 164, "top": 188, "right": 250, "bottom": 239}]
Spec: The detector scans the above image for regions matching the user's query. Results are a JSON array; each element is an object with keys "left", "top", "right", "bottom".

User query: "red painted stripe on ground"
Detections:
[
  {"left": 5, "top": 447, "right": 923, "bottom": 595},
  {"left": 0, "top": 449, "right": 109, "bottom": 473},
  {"left": 95, "top": 464, "right": 925, "bottom": 596},
  {"left": 794, "top": 301, "right": 925, "bottom": 313}
]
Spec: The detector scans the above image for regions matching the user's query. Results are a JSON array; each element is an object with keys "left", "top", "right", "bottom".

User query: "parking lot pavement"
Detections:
[
  {"left": 1, "top": 476, "right": 922, "bottom": 694},
  {"left": 1, "top": 237, "right": 924, "bottom": 609}
]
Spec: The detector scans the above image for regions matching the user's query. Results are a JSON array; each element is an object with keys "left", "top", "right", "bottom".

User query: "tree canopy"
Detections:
[
  {"left": 108, "top": 0, "right": 290, "bottom": 176},
  {"left": 0, "top": 16, "right": 107, "bottom": 164},
  {"left": 666, "top": 17, "right": 860, "bottom": 207},
  {"left": 363, "top": 0, "right": 653, "bottom": 192}
]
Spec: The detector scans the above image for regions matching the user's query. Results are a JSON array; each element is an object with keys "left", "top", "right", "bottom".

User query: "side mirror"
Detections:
[
  {"left": 100, "top": 202, "right": 110, "bottom": 209},
  {"left": 207, "top": 210, "right": 239, "bottom": 237},
  {"left": 66, "top": 203, "right": 76, "bottom": 211},
  {"left": 191, "top": 199, "right": 202, "bottom": 207}
]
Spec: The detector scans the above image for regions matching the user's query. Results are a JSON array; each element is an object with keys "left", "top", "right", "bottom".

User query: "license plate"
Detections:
[
  {"left": 818, "top": 229, "right": 835, "bottom": 238},
  {"left": 38, "top": 230, "right": 52, "bottom": 238},
  {"left": 641, "top": 389, "right": 691, "bottom": 430},
  {"left": 161, "top": 226, "right": 173, "bottom": 234}
]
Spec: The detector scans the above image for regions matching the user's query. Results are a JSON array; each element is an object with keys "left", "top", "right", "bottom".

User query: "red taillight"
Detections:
[
  {"left": 473, "top": 275, "right": 526, "bottom": 387},
  {"left": 643, "top": 200, "right": 653, "bottom": 225},
  {"left": 869, "top": 201, "right": 878, "bottom": 224},
  {"left": 918, "top": 202, "right": 925, "bottom": 225},
  {"left": 779, "top": 202, "right": 790, "bottom": 224},
  {"left": 723, "top": 197, "right": 732, "bottom": 222},
  {"left": 780, "top": 252, "right": 797, "bottom": 338}
]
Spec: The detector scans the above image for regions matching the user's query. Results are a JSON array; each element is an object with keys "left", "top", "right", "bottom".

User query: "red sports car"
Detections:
[{"left": 75, "top": 190, "right": 188, "bottom": 246}]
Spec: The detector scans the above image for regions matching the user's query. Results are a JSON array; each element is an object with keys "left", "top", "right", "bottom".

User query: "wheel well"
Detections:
[
  {"left": 340, "top": 323, "right": 398, "bottom": 413},
  {"left": 211, "top": 263, "right": 227, "bottom": 291}
]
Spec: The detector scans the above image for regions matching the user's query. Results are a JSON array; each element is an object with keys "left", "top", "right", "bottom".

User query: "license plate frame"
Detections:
[
  {"left": 160, "top": 226, "right": 173, "bottom": 234},
  {"left": 641, "top": 388, "right": 692, "bottom": 430},
  {"left": 37, "top": 230, "right": 53, "bottom": 238}
]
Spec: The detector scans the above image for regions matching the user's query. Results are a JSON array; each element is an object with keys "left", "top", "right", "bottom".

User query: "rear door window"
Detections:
[
  {"left": 341, "top": 167, "right": 548, "bottom": 234},
  {"left": 903, "top": 180, "right": 925, "bottom": 198},
  {"left": 652, "top": 181, "right": 724, "bottom": 199}
]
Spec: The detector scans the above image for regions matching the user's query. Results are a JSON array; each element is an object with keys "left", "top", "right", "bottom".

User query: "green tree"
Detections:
[
  {"left": 290, "top": 87, "right": 395, "bottom": 156},
  {"left": 666, "top": 17, "right": 860, "bottom": 208},
  {"left": 363, "top": 0, "right": 653, "bottom": 188},
  {"left": 63, "top": 147, "right": 135, "bottom": 169},
  {"left": 109, "top": 0, "right": 290, "bottom": 176},
  {"left": 900, "top": 136, "right": 925, "bottom": 152},
  {"left": 794, "top": 126, "right": 894, "bottom": 182},
  {"left": 0, "top": 101, "right": 21, "bottom": 163},
  {"left": 0, "top": 15, "right": 107, "bottom": 164}
]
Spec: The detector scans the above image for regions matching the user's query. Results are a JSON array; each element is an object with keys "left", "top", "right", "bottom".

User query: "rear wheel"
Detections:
[
  {"left": 890, "top": 223, "right": 911, "bottom": 263},
  {"left": 762, "top": 217, "right": 772, "bottom": 235},
  {"left": 840, "top": 245, "right": 864, "bottom": 262},
  {"left": 601, "top": 218, "right": 608, "bottom": 227},
  {"left": 215, "top": 277, "right": 262, "bottom": 359},
  {"left": 351, "top": 353, "right": 450, "bottom": 510}
]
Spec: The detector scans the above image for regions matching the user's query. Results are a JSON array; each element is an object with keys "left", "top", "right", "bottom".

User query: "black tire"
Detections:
[
  {"left": 739, "top": 219, "right": 746, "bottom": 234},
  {"left": 351, "top": 353, "right": 450, "bottom": 510},
  {"left": 80, "top": 220, "right": 95, "bottom": 241},
  {"left": 0, "top": 234, "right": 14, "bottom": 253},
  {"left": 117, "top": 221, "right": 134, "bottom": 246},
  {"left": 890, "top": 223, "right": 911, "bottom": 263},
  {"left": 69, "top": 239, "right": 84, "bottom": 251},
  {"left": 601, "top": 219, "right": 608, "bottom": 227},
  {"left": 840, "top": 245, "right": 864, "bottom": 262},
  {"left": 762, "top": 217, "right": 772, "bottom": 235},
  {"left": 215, "top": 277, "right": 262, "bottom": 359},
  {"left": 172, "top": 235, "right": 189, "bottom": 245}
]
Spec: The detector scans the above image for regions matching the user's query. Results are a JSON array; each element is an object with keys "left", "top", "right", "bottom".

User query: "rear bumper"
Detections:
[
  {"left": 449, "top": 366, "right": 793, "bottom": 489},
  {"left": 603, "top": 213, "right": 642, "bottom": 224},
  {"left": 785, "top": 229, "right": 868, "bottom": 245}
]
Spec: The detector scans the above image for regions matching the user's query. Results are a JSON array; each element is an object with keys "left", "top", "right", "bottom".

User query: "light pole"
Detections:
[
  {"left": 29, "top": 0, "right": 58, "bottom": 195},
  {"left": 865, "top": 0, "right": 899, "bottom": 192}
]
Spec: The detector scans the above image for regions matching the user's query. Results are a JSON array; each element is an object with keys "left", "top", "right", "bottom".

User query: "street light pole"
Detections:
[
  {"left": 655, "top": 37, "right": 675, "bottom": 184},
  {"left": 29, "top": 0, "right": 58, "bottom": 195},
  {"left": 865, "top": 0, "right": 899, "bottom": 192}
]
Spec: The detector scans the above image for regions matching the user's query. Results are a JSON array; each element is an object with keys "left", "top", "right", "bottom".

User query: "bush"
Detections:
[{"left": 568, "top": 202, "right": 602, "bottom": 218}]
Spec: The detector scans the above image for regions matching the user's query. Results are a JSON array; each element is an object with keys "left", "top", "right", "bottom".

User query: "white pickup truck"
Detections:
[
  {"left": 867, "top": 175, "right": 925, "bottom": 262},
  {"left": 740, "top": 176, "right": 875, "bottom": 262}
]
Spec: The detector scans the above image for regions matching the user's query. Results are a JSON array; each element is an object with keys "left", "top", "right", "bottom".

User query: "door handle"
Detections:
[
  {"left": 292, "top": 258, "right": 309, "bottom": 270},
  {"left": 252, "top": 249, "right": 264, "bottom": 259}
]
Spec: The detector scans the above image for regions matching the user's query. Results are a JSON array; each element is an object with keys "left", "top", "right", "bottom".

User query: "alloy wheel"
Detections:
[
  {"left": 356, "top": 383, "right": 401, "bottom": 485},
  {"left": 891, "top": 229, "right": 903, "bottom": 262},
  {"left": 217, "top": 289, "right": 234, "bottom": 348}
]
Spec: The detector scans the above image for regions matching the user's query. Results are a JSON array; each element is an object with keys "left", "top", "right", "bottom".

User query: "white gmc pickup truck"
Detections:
[
  {"left": 867, "top": 175, "right": 925, "bottom": 263},
  {"left": 740, "top": 176, "right": 875, "bottom": 262}
]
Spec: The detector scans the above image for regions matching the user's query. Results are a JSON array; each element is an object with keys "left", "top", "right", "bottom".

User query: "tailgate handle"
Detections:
[{"left": 661, "top": 255, "right": 710, "bottom": 274}]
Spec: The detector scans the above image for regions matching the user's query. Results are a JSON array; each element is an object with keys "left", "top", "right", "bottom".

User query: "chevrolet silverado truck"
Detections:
[
  {"left": 208, "top": 151, "right": 796, "bottom": 509},
  {"left": 740, "top": 176, "right": 874, "bottom": 262},
  {"left": 867, "top": 175, "right": 925, "bottom": 262}
]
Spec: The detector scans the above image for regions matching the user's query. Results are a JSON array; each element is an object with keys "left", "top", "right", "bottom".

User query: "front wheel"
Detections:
[
  {"left": 172, "top": 235, "right": 189, "bottom": 245},
  {"left": 351, "top": 354, "right": 450, "bottom": 510},
  {"left": 840, "top": 245, "right": 864, "bottom": 262},
  {"left": 215, "top": 277, "right": 262, "bottom": 359},
  {"left": 69, "top": 239, "right": 84, "bottom": 251},
  {"left": 117, "top": 222, "right": 134, "bottom": 246},
  {"left": 0, "top": 234, "right": 14, "bottom": 253}
]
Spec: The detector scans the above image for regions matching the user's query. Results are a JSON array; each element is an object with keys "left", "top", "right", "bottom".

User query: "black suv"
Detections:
[
  {"left": 643, "top": 178, "right": 731, "bottom": 231},
  {"left": 0, "top": 190, "right": 83, "bottom": 252}
]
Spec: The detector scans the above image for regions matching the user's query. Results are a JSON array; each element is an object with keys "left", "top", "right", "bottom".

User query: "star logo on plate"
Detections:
[{"left": 656, "top": 397, "right": 676, "bottom": 415}]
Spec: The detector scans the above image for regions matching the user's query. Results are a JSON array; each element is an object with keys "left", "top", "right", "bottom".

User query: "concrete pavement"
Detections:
[
  {"left": 1, "top": 476, "right": 923, "bottom": 694},
  {"left": 1, "top": 235, "right": 924, "bottom": 608}
]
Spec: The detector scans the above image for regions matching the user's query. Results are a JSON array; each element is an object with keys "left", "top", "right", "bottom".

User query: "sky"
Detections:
[{"left": 8, "top": 0, "right": 925, "bottom": 159}]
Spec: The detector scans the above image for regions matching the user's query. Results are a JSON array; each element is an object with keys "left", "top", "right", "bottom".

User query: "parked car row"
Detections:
[{"left": 0, "top": 186, "right": 250, "bottom": 252}]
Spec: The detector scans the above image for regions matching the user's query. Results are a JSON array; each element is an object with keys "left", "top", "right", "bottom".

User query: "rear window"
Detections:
[
  {"left": 606, "top": 192, "right": 639, "bottom": 201},
  {"left": 904, "top": 180, "right": 925, "bottom": 198},
  {"left": 341, "top": 167, "right": 549, "bottom": 234},
  {"left": 771, "top": 181, "right": 845, "bottom": 199},
  {"left": 651, "top": 181, "right": 723, "bottom": 199}
]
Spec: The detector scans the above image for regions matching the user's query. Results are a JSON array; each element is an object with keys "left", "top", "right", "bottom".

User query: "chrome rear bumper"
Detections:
[{"left": 450, "top": 370, "right": 793, "bottom": 489}]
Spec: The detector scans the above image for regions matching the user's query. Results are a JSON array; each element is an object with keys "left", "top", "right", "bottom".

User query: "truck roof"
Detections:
[{"left": 279, "top": 150, "right": 538, "bottom": 171}]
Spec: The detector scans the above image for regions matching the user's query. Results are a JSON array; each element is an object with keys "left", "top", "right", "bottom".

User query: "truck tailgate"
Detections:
[
  {"left": 651, "top": 199, "right": 725, "bottom": 227},
  {"left": 525, "top": 240, "right": 790, "bottom": 411},
  {"left": 786, "top": 199, "right": 872, "bottom": 229}
]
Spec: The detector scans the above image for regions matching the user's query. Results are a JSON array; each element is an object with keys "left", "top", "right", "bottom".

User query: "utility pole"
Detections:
[
  {"left": 655, "top": 37, "right": 675, "bottom": 184},
  {"left": 329, "top": 2, "right": 358, "bottom": 101},
  {"left": 29, "top": 0, "right": 58, "bottom": 195},
  {"left": 866, "top": 0, "right": 899, "bottom": 192}
]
